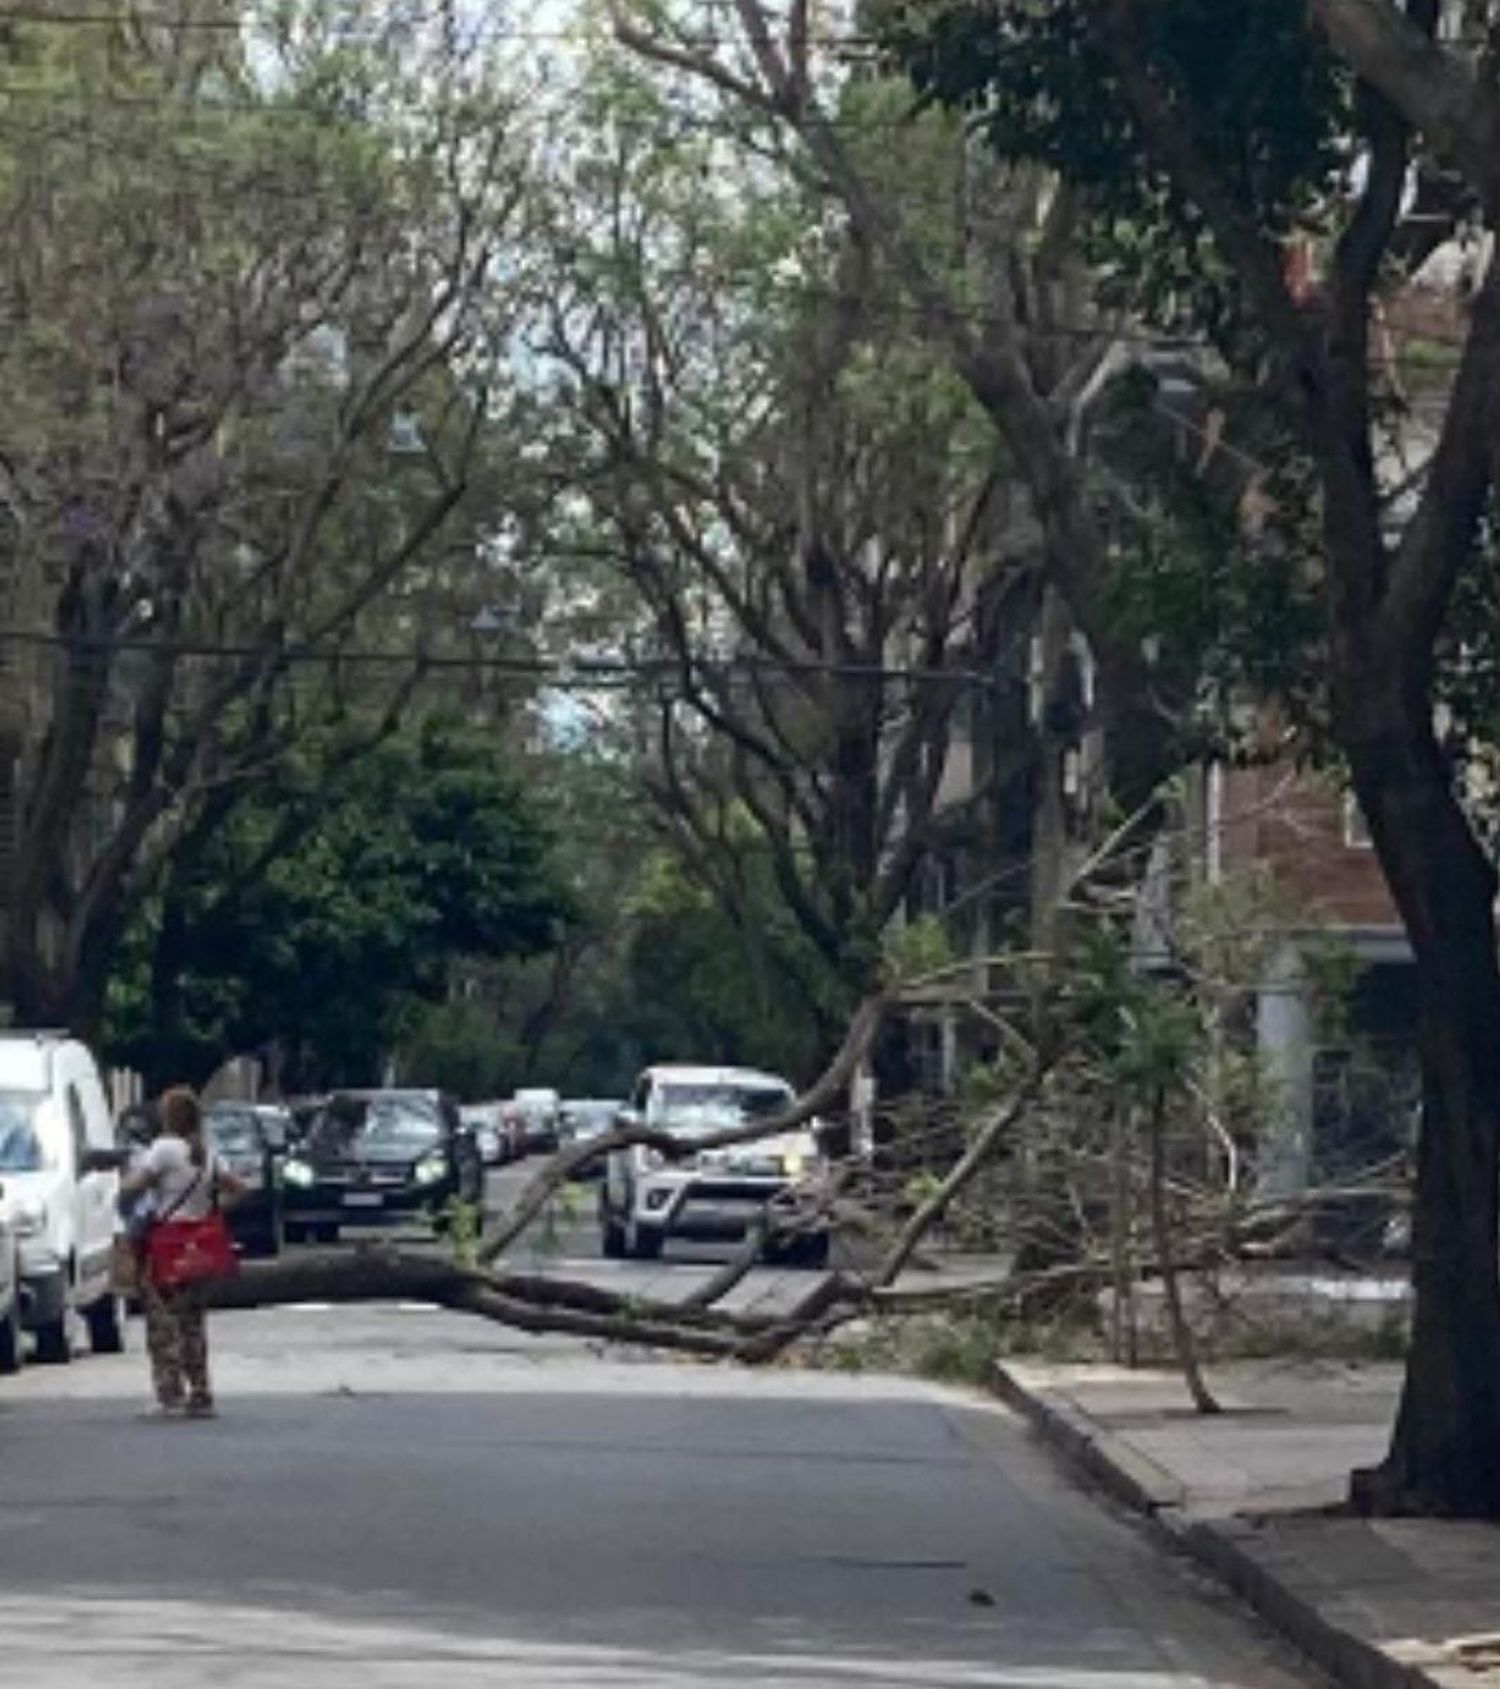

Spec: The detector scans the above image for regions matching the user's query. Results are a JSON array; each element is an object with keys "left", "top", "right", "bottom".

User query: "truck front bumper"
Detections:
[{"left": 16, "top": 1243, "right": 66, "bottom": 1329}]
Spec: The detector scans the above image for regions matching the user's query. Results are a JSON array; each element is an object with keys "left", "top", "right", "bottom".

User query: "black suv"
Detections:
[{"left": 280, "top": 1090, "right": 482, "bottom": 1243}]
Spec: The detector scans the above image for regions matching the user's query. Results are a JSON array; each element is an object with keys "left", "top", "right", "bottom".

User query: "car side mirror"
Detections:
[{"left": 615, "top": 1108, "right": 642, "bottom": 1133}]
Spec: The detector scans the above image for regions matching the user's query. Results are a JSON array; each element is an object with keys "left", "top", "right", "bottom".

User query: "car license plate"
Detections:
[{"left": 342, "top": 1192, "right": 384, "bottom": 1208}]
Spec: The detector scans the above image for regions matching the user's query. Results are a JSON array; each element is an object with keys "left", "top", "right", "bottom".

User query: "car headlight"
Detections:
[
  {"left": 282, "top": 1159, "right": 315, "bottom": 1189},
  {"left": 782, "top": 1149, "right": 806, "bottom": 1178},
  {"left": 640, "top": 1147, "right": 666, "bottom": 1171},
  {"left": 414, "top": 1151, "right": 447, "bottom": 1186}
]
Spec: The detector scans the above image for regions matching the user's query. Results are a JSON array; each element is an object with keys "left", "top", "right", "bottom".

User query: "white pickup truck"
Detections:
[
  {"left": 599, "top": 1064, "right": 828, "bottom": 1265},
  {"left": 0, "top": 1033, "right": 123, "bottom": 1361}
]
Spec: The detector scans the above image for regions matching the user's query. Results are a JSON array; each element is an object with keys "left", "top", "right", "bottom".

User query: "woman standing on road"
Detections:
[{"left": 120, "top": 1087, "right": 245, "bottom": 1419}]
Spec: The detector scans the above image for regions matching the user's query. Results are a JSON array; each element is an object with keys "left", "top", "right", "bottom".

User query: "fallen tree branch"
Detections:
[
  {"left": 1146, "top": 1085, "right": 1220, "bottom": 1414},
  {"left": 206, "top": 1245, "right": 767, "bottom": 1355},
  {"left": 734, "top": 1271, "right": 856, "bottom": 1363},
  {"left": 680, "top": 1163, "right": 856, "bottom": 1311},
  {"left": 876, "top": 1062, "right": 1048, "bottom": 1287}
]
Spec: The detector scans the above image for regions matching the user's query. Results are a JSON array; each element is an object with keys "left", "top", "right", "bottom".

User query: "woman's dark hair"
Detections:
[{"left": 159, "top": 1087, "right": 206, "bottom": 1168}]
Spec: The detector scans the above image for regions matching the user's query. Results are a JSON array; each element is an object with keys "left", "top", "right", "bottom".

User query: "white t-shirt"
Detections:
[{"left": 143, "top": 1135, "right": 219, "bottom": 1221}]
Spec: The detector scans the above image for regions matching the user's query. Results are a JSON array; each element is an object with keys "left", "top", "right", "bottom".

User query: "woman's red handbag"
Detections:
[{"left": 144, "top": 1213, "right": 239, "bottom": 1291}]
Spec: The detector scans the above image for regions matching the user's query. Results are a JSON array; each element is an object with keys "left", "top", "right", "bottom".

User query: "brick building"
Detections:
[{"left": 1212, "top": 763, "right": 1417, "bottom": 1195}]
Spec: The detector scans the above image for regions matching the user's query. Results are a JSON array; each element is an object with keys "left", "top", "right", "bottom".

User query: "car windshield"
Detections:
[
  {"left": 208, "top": 1112, "right": 262, "bottom": 1156},
  {"left": 0, "top": 1091, "right": 43, "bottom": 1172},
  {"left": 314, "top": 1097, "right": 443, "bottom": 1155},
  {"left": 564, "top": 1103, "right": 616, "bottom": 1135},
  {"left": 657, "top": 1084, "right": 791, "bottom": 1137},
  {"left": 257, "top": 1111, "right": 290, "bottom": 1149}
]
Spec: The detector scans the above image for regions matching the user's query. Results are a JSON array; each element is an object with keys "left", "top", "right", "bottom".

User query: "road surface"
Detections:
[{"left": 0, "top": 1291, "right": 1318, "bottom": 1688}]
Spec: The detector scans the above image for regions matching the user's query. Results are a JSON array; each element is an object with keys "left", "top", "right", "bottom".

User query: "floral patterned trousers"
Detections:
[{"left": 143, "top": 1283, "right": 211, "bottom": 1408}]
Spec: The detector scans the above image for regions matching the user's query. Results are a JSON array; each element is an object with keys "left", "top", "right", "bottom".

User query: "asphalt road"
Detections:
[{"left": 0, "top": 1283, "right": 1319, "bottom": 1689}]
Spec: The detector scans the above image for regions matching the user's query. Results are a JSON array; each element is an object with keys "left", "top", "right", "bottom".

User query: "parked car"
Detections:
[
  {"left": 461, "top": 1104, "right": 509, "bottom": 1167},
  {"left": 282, "top": 1095, "right": 328, "bottom": 1148},
  {"left": 599, "top": 1065, "right": 827, "bottom": 1264},
  {"left": 509, "top": 1088, "right": 561, "bottom": 1155},
  {"left": 205, "top": 1104, "right": 285, "bottom": 1257},
  {"left": 251, "top": 1102, "right": 294, "bottom": 1158},
  {"left": 0, "top": 1033, "right": 124, "bottom": 1362},
  {"left": 116, "top": 1100, "right": 156, "bottom": 1151},
  {"left": 0, "top": 1205, "right": 21, "bottom": 1374},
  {"left": 559, "top": 1099, "right": 623, "bottom": 1179},
  {"left": 279, "top": 1090, "right": 483, "bottom": 1242}
]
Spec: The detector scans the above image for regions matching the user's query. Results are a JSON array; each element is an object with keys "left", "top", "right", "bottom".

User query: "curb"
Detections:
[{"left": 990, "top": 1361, "right": 1444, "bottom": 1689}]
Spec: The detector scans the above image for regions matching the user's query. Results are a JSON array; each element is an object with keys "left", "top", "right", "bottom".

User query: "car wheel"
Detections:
[
  {"left": 600, "top": 1208, "right": 626, "bottom": 1259},
  {"left": 627, "top": 1220, "right": 663, "bottom": 1261},
  {"left": 34, "top": 1314, "right": 72, "bottom": 1365},
  {"left": 0, "top": 1293, "right": 20, "bottom": 1375},
  {"left": 85, "top": 1293, "right": 126, "bottom": 1355}
]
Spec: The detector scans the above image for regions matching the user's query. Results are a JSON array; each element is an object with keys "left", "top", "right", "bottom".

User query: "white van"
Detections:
[
  {"left": 0, "top": 1034, "right": 123, "bottom": 1361},
  {"left": 0, "top": 1211, "right": 20, "bottom": 1373}
]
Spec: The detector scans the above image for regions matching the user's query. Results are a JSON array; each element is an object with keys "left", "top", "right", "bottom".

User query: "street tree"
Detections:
[
  {"left": 861, "top": 0, "right": 1500, "bottom": 1517},
  {"left": 594, "top": 0, "right": 1500, "bottom": 1514},
  {"left": 529, "top": 80, "right": 1044, "bottom": 1025},
  {"left": 106, "top": 715, "right": 570, "bottom": 1090},
  {"left": 603, "top": 6, "right": 1337, "bottom": 1034},
  {"left": 0, "top": 0, "right": 535, "bottom": 1032}
]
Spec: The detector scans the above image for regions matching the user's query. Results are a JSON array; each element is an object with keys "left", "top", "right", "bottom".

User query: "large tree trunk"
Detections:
[
  {"left": 1349, "top": 713, "right": 1500, "bottom": 1517},
  {"left": 4, "top": 930, "right": 61, "bottom": 1028}
]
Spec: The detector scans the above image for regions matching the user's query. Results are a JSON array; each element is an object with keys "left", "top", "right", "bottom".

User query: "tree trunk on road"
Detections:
[{"left": 209, "top": 1247, "right": 765, "bottom": 1356}]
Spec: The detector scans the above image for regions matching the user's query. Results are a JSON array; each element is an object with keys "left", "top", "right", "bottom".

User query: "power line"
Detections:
[{"left": 0, "top": 624, "right": 1011, "bottom": 689}]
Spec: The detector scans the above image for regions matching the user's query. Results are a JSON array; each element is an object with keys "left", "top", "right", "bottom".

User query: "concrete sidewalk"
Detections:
[{"left": 994, "top": 1358, "right": 1500, "bottom": 1689}]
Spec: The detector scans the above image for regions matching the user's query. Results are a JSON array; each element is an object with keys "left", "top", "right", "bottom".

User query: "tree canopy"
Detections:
[{"left": 106, "top": 718, "right": 569, "bottom": 1090}]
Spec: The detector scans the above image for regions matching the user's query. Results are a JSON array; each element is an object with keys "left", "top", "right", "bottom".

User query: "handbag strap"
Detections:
[{"left": 157, "top": 1166, "right": 206, "bottom": 1224}]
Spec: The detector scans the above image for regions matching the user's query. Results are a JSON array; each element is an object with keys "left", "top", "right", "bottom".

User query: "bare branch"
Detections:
[{"left": 1311, "top": 0, "right": 1500, "bottom": 205}]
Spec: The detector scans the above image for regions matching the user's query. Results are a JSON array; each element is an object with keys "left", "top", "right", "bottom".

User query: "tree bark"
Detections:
[
  {"left": 1093, "top": 0, "right": 1500, "bottom": 1521},
  {"left": 206, "top": 1247, "right": 759, "bottom": 1356},
  {"left": 1310, "top": 0, "right": 1500, "bottom": 209},
  {"left": 1347, "top": 712, "right": 1500, "bottom": 1515}
]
